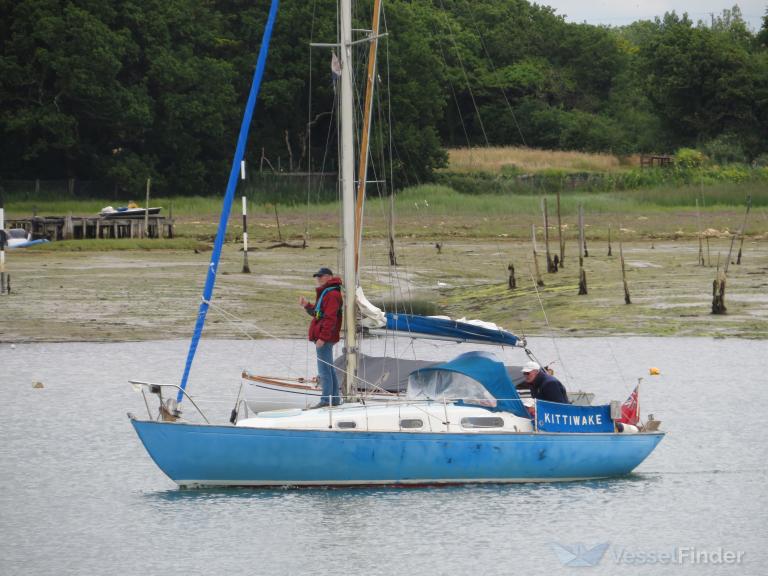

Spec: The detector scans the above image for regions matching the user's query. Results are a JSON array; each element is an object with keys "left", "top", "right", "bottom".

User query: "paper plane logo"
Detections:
[{"left": 550, "top": 542, "right": 610, "bottom": 567}]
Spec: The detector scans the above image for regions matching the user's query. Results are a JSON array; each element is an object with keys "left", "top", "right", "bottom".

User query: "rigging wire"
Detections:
[
  {"left": 526, "top": 264, "right": 574, "bottom": 388},
  {"left": 436, "top": 0, "right": 489, "bottom": 147},
  {"left": 460, "top": 0, "right": 527, "bottom": 147}
]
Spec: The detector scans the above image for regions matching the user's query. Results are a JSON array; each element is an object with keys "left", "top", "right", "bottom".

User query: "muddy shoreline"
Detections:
[{"left": 1, "top": 238, "right": 766, "bottom": 342}]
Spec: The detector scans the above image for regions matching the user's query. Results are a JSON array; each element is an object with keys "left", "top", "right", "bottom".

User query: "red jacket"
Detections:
[{"left": 304, "top": 277, "right": 343, "bottom": 343}]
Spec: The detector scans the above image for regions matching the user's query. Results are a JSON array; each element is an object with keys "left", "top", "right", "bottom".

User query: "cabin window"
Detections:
[
  {"left": 336, "top": 421, "right": 356, "bottom": 429},
  {"left": 406, "top": 370, "right": 497, "bottom": 407},
  {"left": 400, "top": 419, "right": 423, "bottom": 429},
  {"left": 461, "top": 417, "right": 505, "bottom": 429}
]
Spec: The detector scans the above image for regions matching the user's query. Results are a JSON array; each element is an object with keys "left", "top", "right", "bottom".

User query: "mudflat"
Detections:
[{"left": 1, "top": 237, "right": 766, "bottom": 342}]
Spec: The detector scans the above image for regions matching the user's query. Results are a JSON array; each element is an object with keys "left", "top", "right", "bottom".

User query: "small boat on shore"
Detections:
[
  {"left": 2, "top": 228, "right": 50, "bottom": 249},
  {"left": 99, "top": 206, "right": 162, "bottom": 218}
]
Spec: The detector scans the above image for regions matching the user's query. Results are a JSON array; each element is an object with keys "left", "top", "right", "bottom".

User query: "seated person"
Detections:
[{"left": 522, "top": 361, "right": 569, "bottom": 404}]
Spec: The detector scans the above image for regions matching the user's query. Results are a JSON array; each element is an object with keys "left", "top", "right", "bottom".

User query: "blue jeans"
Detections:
[{"left": 316, "top": 342, "right": 341, "bottom": 405}]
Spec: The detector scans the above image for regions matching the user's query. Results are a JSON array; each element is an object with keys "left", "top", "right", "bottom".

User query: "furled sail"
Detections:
[
  {"left": 385, "top": 313, "right": 521, "bottom": 346},
  {"left": 356, "top": 292, "right": 520, "bottom": 346},
  {"left": 177, "top": 0, "right": 280, "bottom": 403}
]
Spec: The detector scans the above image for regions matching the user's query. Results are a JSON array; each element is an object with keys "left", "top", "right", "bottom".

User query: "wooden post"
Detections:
[
  {"left": 582, "top": 207, "right": 589, "bottom": 258},
  {"left": 542, "top": 196, "right": 555, "bottom": 272},
  {"left": 531, "top": 223, "right": 544, "bottom": 287},
  {"left": 274, "top": 204, "right": 282, "bottom": 242},
  {"left": 696, "top": 198, "right": 705, "bottom": 266},
  {"left": 144, "top": 177, "right": 151, "bottom": 238},
  {"left": 607, "top": 224, "right": 613, "bottom": 257},
  {"left": 63, "top": 213, "right": 73, "bottom": 240},
  {"left": 168, "top": 201, "right": 174, "bottom": 238},
  {"left": 507, "top": 263, "right": 516, "bottom": 289},
  {"left": 556, "top": 188, "right": 564, "bottom": 268},
  {"left": 712, "top": 257, "right": 726, "bottom": 315},
  {"left": 388, "top": 191, "right": 397, "bottom": 266},
  {"left": 242, "top": 195, "right": 251, "bottom": 274},
  {"left": 0, "top": 200, "right": 6, "bottom": 296},
  {"left": 735, "top": 195, "right": 752, "bottom": 265},
  {"left": 578, "top": 205, "right": 587, "bottom": 295},
  {"left": 619, "top": 229, "right": 630, "bottom": 304},
  {"left": 711, "top": 194, "right": 751, "bottom": 313}
]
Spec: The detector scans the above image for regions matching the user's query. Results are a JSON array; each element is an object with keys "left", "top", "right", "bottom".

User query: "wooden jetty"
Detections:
[{"left": 6, "top": 213, "right": 174, "bottom": 241}]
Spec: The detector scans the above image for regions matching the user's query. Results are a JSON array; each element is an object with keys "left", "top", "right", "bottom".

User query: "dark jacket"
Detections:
[
  {"left": 304, "top": 277, "right": 343, "bottom": 343},
  {"left": 531, "top": 370, "right": 569, "bottom": 404}
]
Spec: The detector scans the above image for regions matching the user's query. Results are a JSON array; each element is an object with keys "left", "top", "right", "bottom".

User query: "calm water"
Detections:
[{"left": 1, "top": 337, "right": 766, "bottom": 576}]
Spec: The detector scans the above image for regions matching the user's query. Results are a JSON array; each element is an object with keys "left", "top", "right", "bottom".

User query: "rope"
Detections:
[
  {"left": 205, "top": 299, "right": 391, "bottom": 394},
  {"left": 526, "top": 265, "right": 574, "bottom": 387}
]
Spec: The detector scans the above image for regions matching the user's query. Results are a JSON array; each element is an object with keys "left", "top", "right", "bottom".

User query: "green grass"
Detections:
[
  {"left": 6, "top": 180, "right": 764, "bottom": 245},
  {"left": 28, "top": 238, "right": 209, "bottom": 251}
]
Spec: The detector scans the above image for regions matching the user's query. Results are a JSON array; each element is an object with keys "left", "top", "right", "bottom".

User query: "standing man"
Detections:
[
  {"left": 299, "top": 267, "right": 343, "bottom": 408},
  {"left": 522, "top": 361, "right": 569, "bottom": 404}
]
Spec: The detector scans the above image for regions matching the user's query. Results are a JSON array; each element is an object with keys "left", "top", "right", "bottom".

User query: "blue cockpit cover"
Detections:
[
  {"left": 412, "top": 351, "right": 529, "bottom": 418},
  {"left": 386, "top": 313, "right": 519, "bottom": 346}
]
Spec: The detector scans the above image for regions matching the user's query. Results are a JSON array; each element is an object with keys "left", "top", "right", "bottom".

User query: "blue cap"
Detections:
[{"left": 312, "top": 267, "right": 333, "bottom": 277}]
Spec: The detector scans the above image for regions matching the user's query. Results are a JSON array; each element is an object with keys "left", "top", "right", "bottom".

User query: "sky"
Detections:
[{"left": 539, "top": 1, "right": 766, "bottom": 31}]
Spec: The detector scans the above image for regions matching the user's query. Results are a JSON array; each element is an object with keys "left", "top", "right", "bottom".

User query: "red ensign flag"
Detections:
[{"left": 618, "top": 386, "right": 639, "bottom": 425}]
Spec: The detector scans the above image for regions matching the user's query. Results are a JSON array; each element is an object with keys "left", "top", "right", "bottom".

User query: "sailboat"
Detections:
[{"left": 129, "top": 0, "right": 664, "bottom": 488}]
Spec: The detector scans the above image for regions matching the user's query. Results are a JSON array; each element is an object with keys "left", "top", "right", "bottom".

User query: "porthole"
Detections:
[{"left": 400, "top": 419, "right": 423, "bottom": 429}]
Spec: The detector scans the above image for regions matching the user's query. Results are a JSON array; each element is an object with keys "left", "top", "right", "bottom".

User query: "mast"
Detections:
[
  {"left": 354, "top": 0, "right": 383, "bottom": 271},
  {"left": 339, "top": 0, "right": 358, "bottom": 396}
]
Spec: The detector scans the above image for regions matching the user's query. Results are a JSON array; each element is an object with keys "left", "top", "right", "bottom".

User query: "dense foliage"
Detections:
[{"left": 1, "top": 1, "right": 766, "bottom": 195}]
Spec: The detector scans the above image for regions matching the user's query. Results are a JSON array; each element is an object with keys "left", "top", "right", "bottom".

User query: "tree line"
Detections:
[{"left": 1, "top": 0, "right": 766, "bottom": 196}]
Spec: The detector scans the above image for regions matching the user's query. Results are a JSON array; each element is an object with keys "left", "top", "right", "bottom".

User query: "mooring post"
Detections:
[
  {"left": 0, "top": 198, "right": 6, "bottom": 296},
  {"left": 507, "top": 263, "right": 516, "bottom": 289},
  {"left": 619, "top": 228, "right": 630, "bottom": 304},
  {"left": 531, "top": 223, "right": 544, "bottom": 287},
  {"left": 274, "top": 204, "right": 282, "bottom": 242},
  {"left": 388, "top": 191, "right": 397, "bottom": 266},
  {"left": 712, "top": 255, "right": 726, "bottom": 315},
  {"left": 607, "top": 224, "right": 613, "bottom": 257},
  {"left": 578, "top": 204, "right": 587, "bottom": 295},
  {"left": 168, "top": 201, "right": 174, "bottom": 239},
  {"left": 735, "top": 194, "right": 752, "bottom": 265},
  {"left": 144, "top": 177, "right": 151, "bottom": 238},
  {"left": 556, "top": 188, "right": 564, "bottom": 268},
  {"left": 542, "top": 196, "right": 555, "bottom": 272},
  {"left": 242, "top": 195, "right": 250, "bottom": 274},
  {"left": 695, "top": 198, "right": 705, "bottom": 266}
]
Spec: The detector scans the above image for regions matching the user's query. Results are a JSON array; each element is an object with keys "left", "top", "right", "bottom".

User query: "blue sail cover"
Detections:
[
  {"left": 411, "top": 351, "right": 529, "bottom": 418},
  {"left": 386, "top": 313, "right": 519, "bottom": 346}
]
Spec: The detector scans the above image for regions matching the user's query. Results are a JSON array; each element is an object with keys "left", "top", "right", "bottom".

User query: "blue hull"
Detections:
[{"left": 130, "top": 417, "right": 664, "bottom": 487}]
